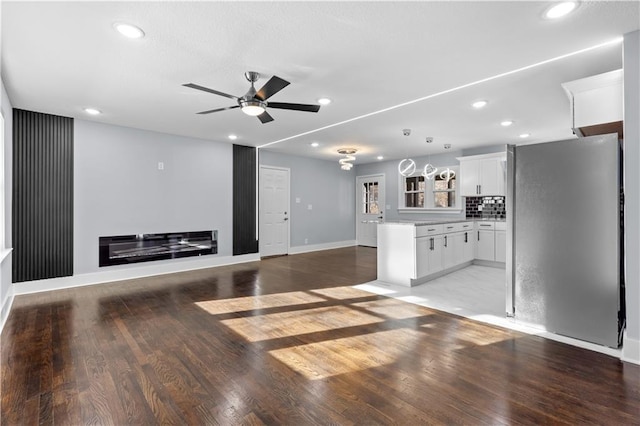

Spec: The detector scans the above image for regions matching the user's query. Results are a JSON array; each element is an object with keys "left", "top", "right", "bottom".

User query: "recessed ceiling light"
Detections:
[
  {"left": 84, "top": 108, "right": 101, "bottom": 115},
  {"left": 228, "top": 134, "right": 238, "bottom": 140},
  {"left": 317, "top": 98, "right": 332, "bottom": 105},
  {"left": 377, "top": 156, "right": 384, "bottom": 160},
  {"left": 472, "top": 100, "right": 488, "bottom": 109},
  {"left": 310, "top": 142, "right": 320, "bottom": 147},
  {"left": 501, "top": 120, "right": 514, "bottom": 127},
  {"left": 113, "top": 22, "right": 145, "bottom": 39},
  {"left": 545, "top": 2, "right": 578, "bottom": 19},
  {"left": 520, "top": 133, "right": 530, "bottom": 138}
]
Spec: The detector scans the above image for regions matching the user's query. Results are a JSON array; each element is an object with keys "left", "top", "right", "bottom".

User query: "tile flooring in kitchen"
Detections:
[{"left": 356, "top": 264, "right": 621, "bottom": 358}]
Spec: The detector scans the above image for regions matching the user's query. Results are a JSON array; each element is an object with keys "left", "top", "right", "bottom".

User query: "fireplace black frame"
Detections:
[{"left": 99, "top": 230, "right": 217, "bottom": 267}]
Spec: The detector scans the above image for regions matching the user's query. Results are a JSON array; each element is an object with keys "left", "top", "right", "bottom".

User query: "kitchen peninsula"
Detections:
[{"left": 377, "top": 219, "right": 506, "bottom": 287}]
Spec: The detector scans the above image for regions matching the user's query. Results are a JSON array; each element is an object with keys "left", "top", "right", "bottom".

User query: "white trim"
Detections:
[
  {"left": 289, "top": 240, "right": 356, "bottom": 255},
  {"left": 621, "top": 331, "right": 640, "bottom": 365},
  {"left": 455, "top": 151, "right": 507, "bottom": 162},
  {"left": 13, "top": 253, "right": 259, "bottom": 296},
  {"left": 0, "top": 248, "right": 11, "bottom": 264},
  {"left": 0, "top": 283, "right": 15, "bottom": 334}
]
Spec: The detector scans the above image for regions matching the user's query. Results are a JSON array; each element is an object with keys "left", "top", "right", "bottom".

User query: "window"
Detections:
[
  {"left": 362, "top": 182, "right": 380, "bottom": 214},
  {"left": 399, "top": 166, "right": 460, "bottom": 212}
]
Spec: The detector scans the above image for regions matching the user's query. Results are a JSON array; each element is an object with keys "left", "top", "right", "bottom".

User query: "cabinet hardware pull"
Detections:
[
  {"left": 428, "top": 228, "right": 436, "bottom": 231},
  {"left": 478, "top": 231, "right": 480, "bottom": 241},
  {"left": 464, "top": 232, "right": 468, "bottom": 243},
  {"left": 430, "top": 237, "right": 434, "bottom": 251},
  {"left": 480, "top": 224, "right": 491, "bottom": 227},
  {"left": 444, "top": 236, "right": 447, "bottom": 247}
]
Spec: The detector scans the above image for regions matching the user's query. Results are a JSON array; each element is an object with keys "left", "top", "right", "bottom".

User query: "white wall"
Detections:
[
  {"left": 74, "top": 120, "right": 233, "bottom": 274},
  {"left": 259, "top": 150, "right": 356, "bottom": 248},
  {"left": 623, "top": 30, "right": 640, "bottom": 363}
]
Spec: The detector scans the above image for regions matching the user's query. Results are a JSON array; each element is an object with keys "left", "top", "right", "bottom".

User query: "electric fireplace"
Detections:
[{"left": 99, "top": 230, "right": 217, "bottom": 267}]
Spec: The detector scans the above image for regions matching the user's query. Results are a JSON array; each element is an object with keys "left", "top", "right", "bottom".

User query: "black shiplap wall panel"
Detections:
[
  {"left": 233, "top": 144, "right": 258, "bottom": 255},
  {"left": 12, "top": 109, "right": 74, "bottom": 283}
]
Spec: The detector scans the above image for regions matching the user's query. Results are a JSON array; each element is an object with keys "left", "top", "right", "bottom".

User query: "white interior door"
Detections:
[
  {"left": 259, "top": 166, "right": 290, "bottom": 257},
  {"left": 356, "top": 174, "right": 385, "bottom": 247}
]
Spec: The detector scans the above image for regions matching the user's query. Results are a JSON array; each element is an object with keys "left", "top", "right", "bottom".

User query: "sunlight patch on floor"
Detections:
[
  {"left": 221, "top": 305, "right": 384, "bottom": 342},
  {"left": 269, "top": 328, "right": 424, "bottom": 380},
  {"left": 194, "top": 290, "right": 326, "bottom": 315}
]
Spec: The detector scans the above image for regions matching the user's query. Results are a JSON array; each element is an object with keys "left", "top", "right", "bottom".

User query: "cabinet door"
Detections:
[
  {"left": 476, "top": 229, "right": 495, "bottom": 261},
  {"left": 415, "top": 237, "right": 429, "bottom": 278},
  {"left": 460, "top": 160, "right": 480, "bottom": 196},
  {"left": 463, "top": 231, "right": 475, "bottom": 262},
  {"left": 495, "top": 230, "right": 506, "bottom": 263},
  {"left": 444, "top": 232, "right": 465, "bottom": 269},
  {"left": 479, "top": 158, "right": 505, "bottom": 196},
  {"left": 427, "top": 236, "right": 444, "bottom": 274}
]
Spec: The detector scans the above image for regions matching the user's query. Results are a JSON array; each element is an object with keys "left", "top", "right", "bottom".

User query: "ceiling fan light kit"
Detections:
[{"left": 184, "top": 71, "right": 321, "bottom": 124}]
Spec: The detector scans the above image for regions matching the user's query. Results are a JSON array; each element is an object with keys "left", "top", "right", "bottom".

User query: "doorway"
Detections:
[
  {"left": 259, "top": 166, "right": 290, "bottom": 257},
  {"left": 356, "top": 174, "right": 385, "bottom": 247}
]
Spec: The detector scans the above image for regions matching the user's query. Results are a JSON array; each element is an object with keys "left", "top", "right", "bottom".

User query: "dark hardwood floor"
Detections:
[{"left": 2, "top": 247, "right": 639, "bottom": 425}]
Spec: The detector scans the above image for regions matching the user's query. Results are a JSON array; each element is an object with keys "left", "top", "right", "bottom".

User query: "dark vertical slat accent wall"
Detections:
[
  {"left": 12, "top": 109, "right": 74, "bottom": 283},
  {"left": 233, "top": 144, "right": 258, "bottom": 255}
]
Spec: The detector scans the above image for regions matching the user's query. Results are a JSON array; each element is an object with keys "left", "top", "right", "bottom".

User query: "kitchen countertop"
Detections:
[{"left": 384, "top": 218, "right": 506, "bottom": 226}]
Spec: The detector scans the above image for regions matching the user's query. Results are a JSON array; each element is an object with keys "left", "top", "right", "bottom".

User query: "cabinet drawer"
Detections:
[
  {"left": 476, "top": 221, "right": 495, "bottom": 230},
  {"left": 443, "top": 223, "right": 459, "bottom": 233},
  {"left": 495, "top": 221, "right": 506, "bottom": 231},
  {"left": 416, "top": 224, "right": 444, "bottom": 237}
]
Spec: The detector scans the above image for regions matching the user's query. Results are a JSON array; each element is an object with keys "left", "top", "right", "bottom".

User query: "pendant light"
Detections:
[
  {"left": 398, "top": 129, "right": 415, "bottom": 177},
  {"left": 338, "top": 148, "right": 357, "bottom": 170}
]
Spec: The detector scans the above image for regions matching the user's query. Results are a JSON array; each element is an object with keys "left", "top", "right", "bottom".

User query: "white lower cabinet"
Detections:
[
  {"left": 462, "top": 230, "right": 475, "bottom": 262},
  {"left": 377, "top": 220, "right": 501, "bottom": 287},
  {"left": 475, "top": 221, "right": 507, "bottom": 263}
]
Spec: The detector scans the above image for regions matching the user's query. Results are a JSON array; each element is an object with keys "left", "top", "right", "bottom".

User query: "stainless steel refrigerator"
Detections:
[{"left": 506, "top": 133, "right": 623, "bottom": 348}]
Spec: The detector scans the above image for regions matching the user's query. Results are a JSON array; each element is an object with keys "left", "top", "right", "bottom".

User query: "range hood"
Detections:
[{"left": 561, "top": 69, "right": 623, "bottom": 139}]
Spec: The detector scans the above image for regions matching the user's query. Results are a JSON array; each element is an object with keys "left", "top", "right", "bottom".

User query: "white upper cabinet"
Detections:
[
  {"left": 457, "top": 152, "right": 506, "bottom": 196},
  {"left": 561, "top": 69, "right": 623, "bottom": 138}
]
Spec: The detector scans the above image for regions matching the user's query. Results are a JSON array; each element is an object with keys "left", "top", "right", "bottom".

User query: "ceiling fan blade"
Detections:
[
  {"left": 196, "top": 105, "right": 240, "bottom": 114},
  {"left": 267, "top": 102, "right": 321, "bottom": 113},
  {"left": 183, "top": 83, "right": 239, "bottom": 100},
  {"left": 257, "top": 111, "right": 275, "bottom": 124},
  {"left": 255, "top": 76, "right": 290, "bottom": 101}
]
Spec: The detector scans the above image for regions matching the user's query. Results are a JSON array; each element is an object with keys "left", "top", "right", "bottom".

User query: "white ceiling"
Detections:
[{"left": 2, "top": 1, "right": 639, "bottom": 165}]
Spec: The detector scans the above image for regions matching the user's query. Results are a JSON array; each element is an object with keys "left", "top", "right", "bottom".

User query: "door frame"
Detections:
[
  {"left": 355, "top": 173, "right": 386, "bottom": 246},
  {"left": 259, "top": 165, "right": 291, "bottom": 257}
]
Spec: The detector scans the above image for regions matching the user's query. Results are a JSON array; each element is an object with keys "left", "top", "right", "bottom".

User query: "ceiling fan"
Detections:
[{"left": 183, "top": 71, "right": 321, "bottom": 123}]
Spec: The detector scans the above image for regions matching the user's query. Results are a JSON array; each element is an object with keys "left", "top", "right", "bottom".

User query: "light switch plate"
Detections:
[
  {"left": 307, "top": 204, "right": 313, "bottom": 210},
  {"left": 295, "top": 197, "right": 301, "bottom": 204}
]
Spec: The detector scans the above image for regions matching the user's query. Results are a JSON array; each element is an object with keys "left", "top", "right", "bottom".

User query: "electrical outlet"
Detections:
[
  {"left": 295, "top": 197, "right": 301, "bottom": 203},
  {"left": 304, "top": 238, "right": 308, "bottom": 244},
  {"left": 307, "top": 204, "right": 312, "bottom": 210},
  {"left": 158, "top": 162, "right": 164, "bottom": 170}
]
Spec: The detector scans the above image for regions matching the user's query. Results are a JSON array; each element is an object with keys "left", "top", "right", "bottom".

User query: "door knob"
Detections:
[{"left": 284, "top": 218, "right": 289, "bottom": 221}]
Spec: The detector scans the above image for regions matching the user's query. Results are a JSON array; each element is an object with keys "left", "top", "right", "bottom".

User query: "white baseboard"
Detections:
[
  {"left": 621, "top": 331, "right": 640, "bottom": 365},
  {"left": 288, "top": 240, "right": 356, "bottom": 255},
  {"left": 1, "top": 284, "right": 15, "bottom": 334},
  {"left": 13, "top": 253, "right": 260, "bottom": 296}
]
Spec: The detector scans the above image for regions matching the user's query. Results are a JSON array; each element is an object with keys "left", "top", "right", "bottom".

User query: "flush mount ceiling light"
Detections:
[
  {"left": 317, "top": 98, "right": 332, "bottom": 105},
  {"left": 545, "top": 2, "right": 578, "bottom": 19},
  {"left": 311, "top": 142, "right": 320, "bottom": 147},
  {"left": 228, "top": 134, "right": 238, "bottom": 140},
  {"left": 377, "top": 156, "right": 384, "bottom": 160},
  {"left": 520, "top": 133, "right": 531, "bottom": 138},
  {"left": 472, "top": 100, "right": 488, "bottom": 109},
  {"left": 84, "top": 108, "right": 101, "bottom": 115},
  {"left": 501, "top": 120, "right": 514, "bottom": 127},
  {"left": 113, "top": 22, "right": 145, "bottom": 39},
  {"left": 338, "top": 148, "right": 357, "bottom": 170}
]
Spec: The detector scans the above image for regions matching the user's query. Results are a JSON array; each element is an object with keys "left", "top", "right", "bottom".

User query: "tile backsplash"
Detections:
[{"left": 466, "top": 196, "right": 506, "bottom": 219}]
